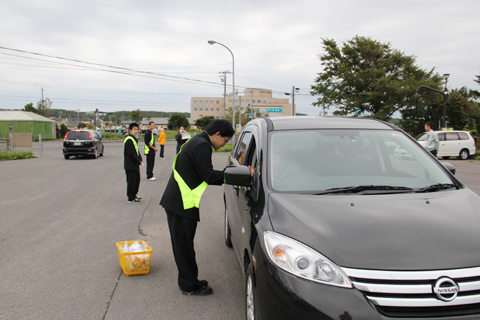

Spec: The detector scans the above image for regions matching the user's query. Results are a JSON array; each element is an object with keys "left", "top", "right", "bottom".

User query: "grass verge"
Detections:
[{"left": 0, "top": 151, "right": 36, "bottom": 161}]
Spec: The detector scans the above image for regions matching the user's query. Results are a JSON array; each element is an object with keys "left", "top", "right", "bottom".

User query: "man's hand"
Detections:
[{"left": 248, "top": 165, "right": 255, "bottom": 176}]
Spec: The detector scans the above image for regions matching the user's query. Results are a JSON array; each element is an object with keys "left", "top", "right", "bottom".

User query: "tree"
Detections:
[
  {"left": 129, "top": 109, "right": 142, "bottom": 125},
  {"left": 310, "top": 36, "right": 443, "bottom": 120},
  {"left": 78, "top": 122, "right": 87, "bottom": 129},
  {"left": 195, "top": 116, "right": 214, "bottom": 130},
  {"left": 23, "top": 103, "right": 38, "bottom": 114},
  {"left": 168, "top": 113, "right": 190, "bottom": 130},
  {"left": 36, "top": 98, "right": 52, "bottom": 117},
  {"left": 59, "top": 123, "right": 69, "bottom": 138}
]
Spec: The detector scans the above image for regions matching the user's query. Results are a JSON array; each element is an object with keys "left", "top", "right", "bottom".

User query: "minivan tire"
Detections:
[
  {"left": 459, "top": 149, "right": 469, "bottom": 160},
  {"left": 245, "top": 266, "right": 258, "bottom": 320}
]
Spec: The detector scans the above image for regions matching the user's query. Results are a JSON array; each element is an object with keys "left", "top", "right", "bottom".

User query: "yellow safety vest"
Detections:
[
  {"left": 124, "top": 136, "right": 139, "bottom": 155},
  {"left": 144, "top": 131, "right": 154, "bottom": 154},
  {"left": 173, "top": 140, "right": 208, "bottom": 210}
]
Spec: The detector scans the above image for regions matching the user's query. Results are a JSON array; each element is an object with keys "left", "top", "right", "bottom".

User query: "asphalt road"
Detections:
[
  {"left": 1, "top": 141, "right": 479, "bottom": 320},
  {"left": 0, "top": 140, "right": 244, "bottom": 320}
]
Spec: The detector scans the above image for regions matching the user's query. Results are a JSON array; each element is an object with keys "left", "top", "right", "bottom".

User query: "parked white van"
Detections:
[{"left": 417, "top": 130, "right": 476, "bottom": 160}]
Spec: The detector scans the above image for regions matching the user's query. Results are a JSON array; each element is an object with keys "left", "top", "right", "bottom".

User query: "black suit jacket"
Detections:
[
  {"left": 160, "top": 131, "right": 224, "bottom": 221},
  {"left": 124, "top": 134, "right": 143, "bottom": 171}
]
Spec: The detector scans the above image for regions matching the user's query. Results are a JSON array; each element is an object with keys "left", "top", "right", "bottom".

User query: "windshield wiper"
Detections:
[
  {"left": 414, "top": 183, "right": 457, "bottom": 193},
  {"left": 313, "top": 185, "right": 414, "bottom": 195}
]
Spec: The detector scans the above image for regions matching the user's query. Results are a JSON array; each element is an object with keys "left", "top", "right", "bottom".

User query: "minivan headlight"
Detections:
[{"left": 264, "top": 231, "right": 352, "bottom": 288}]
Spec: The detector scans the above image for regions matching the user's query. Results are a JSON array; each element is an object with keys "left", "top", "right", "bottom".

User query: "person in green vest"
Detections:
[
  {"left": 144, "top": 121, "right": 158, "bottom": 181},
  {"left": 160, "top": 119, "right": 247, "bottom": 296},
  {"left": 124, "top": 123, "right": 143, "bottom": 203}
]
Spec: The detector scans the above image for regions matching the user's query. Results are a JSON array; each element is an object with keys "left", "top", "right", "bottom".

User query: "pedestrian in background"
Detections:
[
  {"left": 158, "top": 127, "right": 167, "bottom": 159},
  {"left": 144, "top": 121, "right": 158, "bottom": 181},
  {"left": 160, "top": 119, "right": 236, "bottom": 296},
  {"left": 175, "top": 126, "right": 189, "bottom": 154},
  {"left": 425, "top": 121, "right": 440, "bottom": 157},
  {"left": 124, "top": 123, "right": 143, "bottom": 203}
]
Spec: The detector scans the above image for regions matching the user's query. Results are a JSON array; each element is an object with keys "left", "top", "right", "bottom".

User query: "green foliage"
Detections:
[
  {"left": 0, "top": 151, "right": 36, "bottom": 161},
  {"left": 224, "top": 108, "right": 255, "bottom": 127},
  {"left": 195, "top": 116, "right": 215, "bottom": 130},
  {"left": 59, "top": 123, "right": 69, "bottom": 138},
  {"left": 86, "top": 124, "right": 95, "bottom": 130},
  {"left": 129, "top": 109, "right": 142, "bottom": 124},
  {"left": 311, "top": 36, "right": 443, "bottom": 120},
  {"left": 78, "top": 123, "right": 87, "bottom": 129},
  {"left": 23, "top": 103, "right": 38, "bottom": 114},
  {"left": 168, "top": 113, "right": 190, "bottom": 130},
  {"left": 214, "top": 143, "right": 233, "bottom": 152}
]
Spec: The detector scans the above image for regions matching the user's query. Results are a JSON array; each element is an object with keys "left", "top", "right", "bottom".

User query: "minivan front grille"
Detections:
[{"left": 343, "top": 266, "right": 480, "bottom": 318}]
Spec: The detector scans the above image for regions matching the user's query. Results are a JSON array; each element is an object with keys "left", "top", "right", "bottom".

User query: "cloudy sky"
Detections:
[{"left": 1, "top": 0, "right": 479, "bottom": 116}]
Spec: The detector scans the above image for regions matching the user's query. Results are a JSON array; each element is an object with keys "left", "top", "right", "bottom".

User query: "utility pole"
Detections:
[
  {"left": 286, "top": 87, "right": 300, "bottom": 116},
  {"left": 219, "top": 71, "right": 230, "bottom": 119}
]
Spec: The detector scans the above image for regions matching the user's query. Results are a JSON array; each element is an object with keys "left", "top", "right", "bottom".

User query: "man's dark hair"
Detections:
[
  {"left": 205, "top": 119, "right": 235, "bottom": 137},
  {"left": 129, "top": 123, "right": 139, "bottom": 130},
  {"left": 149, "top": 121, "right": 155, "bottom": 125},
  {"left": 426, "top": 121, "right": 434, "bottom": 129}
]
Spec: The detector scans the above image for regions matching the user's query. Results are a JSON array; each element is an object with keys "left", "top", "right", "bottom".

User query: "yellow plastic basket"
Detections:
[{"left": 116, "top": 240, "right": 153, "bottom": 276}]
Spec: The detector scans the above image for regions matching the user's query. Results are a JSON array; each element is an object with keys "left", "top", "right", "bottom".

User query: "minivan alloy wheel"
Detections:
[
  {"left": 459, "top": 149, "right": 469, "bottom": 160},
  {"left": 246, "top": 273, "right": 255, "bottom": 320}
]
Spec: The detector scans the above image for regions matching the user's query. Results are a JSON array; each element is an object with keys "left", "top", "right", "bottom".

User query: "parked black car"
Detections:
[
  {"left": 223, "top": 116, "right": 480, "bottom": 319},
  {"left": 63, "top": 130, "right": 104, "bottom": 159}
]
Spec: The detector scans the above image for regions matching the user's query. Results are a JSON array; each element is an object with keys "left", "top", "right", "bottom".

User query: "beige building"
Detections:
[{"left": 190, "top": 88, "right": 294, "bottom": 121}]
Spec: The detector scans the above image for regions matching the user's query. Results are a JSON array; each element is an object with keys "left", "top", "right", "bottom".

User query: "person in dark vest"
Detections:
[
  {"left": 144, "top": 121, "right": 158, "bottom": 181},
  {"left": 124, "top": 123, "right": 143, "bottom": 203},
  {"left": 160, "top": 119, "right": 251, "bottom": 296}
]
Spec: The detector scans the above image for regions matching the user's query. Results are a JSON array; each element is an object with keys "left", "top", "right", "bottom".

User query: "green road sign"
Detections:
[{"left": 266, "top": 108, "right": 282, "bottom": 113}]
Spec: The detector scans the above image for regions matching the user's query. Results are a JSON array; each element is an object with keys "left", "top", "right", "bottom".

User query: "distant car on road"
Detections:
[
  {"left": 223, "top": 116, "right": 480, "bottom": 319},
  {"left": 417, "top": 130, "right": 476, "bottom": 160},
  {"left": 63, "top": 129, "right": 104, "bottom": 159}
]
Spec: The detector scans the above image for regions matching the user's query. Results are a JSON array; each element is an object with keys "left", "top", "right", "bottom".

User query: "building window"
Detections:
[
  {"left": 210, "top": 100, "right": 214, "bottom": 104},
  {"left": 246, "top": 100, "right": 250, "bottom": 104},
  {"left": 240, "top": 107, "right": 244, "bottom": 111},
  {"left": 257, "top": 100, "right": 261, "bottom": 103},
  {"left": 263, "top": 100, "right": 267, "bottom": 103},
  {"left": 205, "top": 100, "right": 209, "bottom": 104},
  {"left": 199, "top": 100, "right": 203, "bottom": 104},
  {"left": 194, "top": 108, "right": 198, "bottom": 111},
  {"left": 216, "top": 116, "right": 220, "bottom": 119},
  {"left": 216, "top": 108, "right": 219, "bottom": 111},
  {"left": 199, "top": 114, "right": 203, "bottom": 117},
  {"left": 194, "top": 100, "right": 197, "bottom": 104},
  {"left": 216, "top": 100, "right": 219, "bottom": 104},
  {"left": 210, "top": 108, "right": 214, "bottom": 111},
  {"left": 199, "top": 108, "right": 203, "bottom": 111}
]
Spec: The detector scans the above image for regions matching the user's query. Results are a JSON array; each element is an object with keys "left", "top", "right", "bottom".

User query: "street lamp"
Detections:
[
  {"left": 208, "top": 40, "right": 236, "bottom": 141},
  {"left": 442, "top": 74, "right": 450, "bottom": 129}
]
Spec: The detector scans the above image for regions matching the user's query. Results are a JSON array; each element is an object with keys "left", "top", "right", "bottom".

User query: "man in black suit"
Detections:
[
  {"left": 144, "top": 121, "right": 158, "bottom": 181},
  {"left": 124, "top": 123, "right": 143, "bottom": 203},
  {"left": 160, "top": 119, "right": 235, "bottom": 296}
]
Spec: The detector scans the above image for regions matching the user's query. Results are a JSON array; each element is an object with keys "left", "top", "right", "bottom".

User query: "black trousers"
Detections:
[
  {"left": 166, "top": 210, "right": 203, "bottom": 291},
  {"left": 429, "top": 149, "right": 437, "bottom": 157},
  {"left": 159, "top": 145, "right": 165, "bottom": 158},
  {"left": 125, "top": 169, "right": 140, "bottom": 201},
  {"left": 146, "top": 152, "right": 155, "bottom": 178}
]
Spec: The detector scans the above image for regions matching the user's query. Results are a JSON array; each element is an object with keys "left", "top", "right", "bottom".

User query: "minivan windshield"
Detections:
[{"left": 269, "top": 129, "right": 454, "bottom": 193}]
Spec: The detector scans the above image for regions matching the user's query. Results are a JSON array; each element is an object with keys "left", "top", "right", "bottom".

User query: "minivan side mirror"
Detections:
[
  {"left": 224, "top": 165, "right": 253, "bottom": 186},
  {"left": 442, "top": 162, "right": 456, "bottom": 175}
]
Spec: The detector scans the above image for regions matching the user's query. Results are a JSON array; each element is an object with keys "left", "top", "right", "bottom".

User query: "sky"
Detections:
[{"left": 1, "top": 0, "right": 479, "bottom": 117}]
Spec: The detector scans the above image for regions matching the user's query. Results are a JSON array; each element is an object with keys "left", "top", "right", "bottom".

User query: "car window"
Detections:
[
  {"left": 437, "top": 133, "right": 445, "bottom": 141},
  {"left": 66, "top": 131, "right": 91, "bottom": 140},
  {"left": 269, "top": 129, "right": 453, "bottom": 192},
  {"left": 416, "top": 133, "right": 427, "bottom": 141},
  {"left": 458, "top": 132, "right": 469, "bottom": 140},
  {"left": 446, "top": 132, "right": 459, "bottom": 141},
  {"left": 234, "top": 132, "right": 252, "bottom": 165}
]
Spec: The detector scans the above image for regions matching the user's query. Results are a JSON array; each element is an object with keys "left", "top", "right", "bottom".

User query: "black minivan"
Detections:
[
  {"left": 223, "top": 116, "right": 480, "bottom": 319},
  {"left": 63, "top": 130, "right": 104, "bottom": 159}
]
